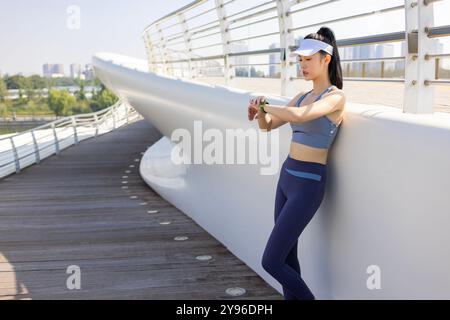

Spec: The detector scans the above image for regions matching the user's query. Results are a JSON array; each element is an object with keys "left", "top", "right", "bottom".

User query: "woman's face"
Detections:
[{"left": 297, "top": 52, "right": 329, "bottom": 80}]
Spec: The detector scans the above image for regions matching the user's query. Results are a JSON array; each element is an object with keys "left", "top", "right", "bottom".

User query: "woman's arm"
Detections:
[
  {"left": 256, "top": 92, "right": 304, "bottom": 131},
  {"left": 256, "top": 108, "right": 271, "bottom": 131},
  {"left": 264, "top": 91, "right": 345, "bottom": 124}
]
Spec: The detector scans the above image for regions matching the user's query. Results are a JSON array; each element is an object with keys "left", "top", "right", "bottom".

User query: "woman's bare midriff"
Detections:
[{"left": 289, "top": 142, "right": 329, "bottom": 165}]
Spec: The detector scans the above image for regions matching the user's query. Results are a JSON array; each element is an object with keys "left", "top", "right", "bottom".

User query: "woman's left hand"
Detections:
[{"left": 248, "top": 98, "right": 259, "bottom": 121}]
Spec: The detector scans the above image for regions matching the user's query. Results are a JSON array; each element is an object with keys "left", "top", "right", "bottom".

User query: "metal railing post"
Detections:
[
  {"left": 94, "top": 113, "right": 99, "bottom": 137},
  {"left": 404, "top": 0, "right": 436, "bottom": 113},
  {"left": 179, "top": 12, "right": 194, "bottom": 79},
  {"left": 9, "top": 137, "right": 20, "bottom": 174},
  {"left": 112, "top": 105, "right": 117, "bottom": 130},
  {"left": 435, "top": 57, "right": 440, "bottom": 79},
  {"left": 215, "top": 0, "right": 232, "bottom": 86},
  {"left": 51, "top": 123, "right": 60, "bottom": 155},
  {"left": 157, "top": 23, "right": 171, "bottom": 76},
  {"left": 71, "top": 116, "right": 79, "bottom": 144},
  {"left": 31, "top": 129, "right": 41, "bottom": 164},
  {"left": 277, "top": 0, "right": 296, "bottom": 97},
  {"left": 143, "top": 33, "right": 154, "bottom": 73}
]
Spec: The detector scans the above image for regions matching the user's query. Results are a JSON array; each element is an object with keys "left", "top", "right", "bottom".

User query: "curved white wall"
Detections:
[{"left": 93, "top": 52, "right": 450, "bottom": 299}]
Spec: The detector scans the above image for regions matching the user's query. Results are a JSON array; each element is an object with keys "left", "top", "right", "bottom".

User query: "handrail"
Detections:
[
  {"left": 142, "top": 0, "right": 450, "bottom": 114},
  {"left": 0, "top": 100, "right": 143, "bottom": 179},
  {"left": 0, "top": 106, "right": 114, "bottom": 141}
]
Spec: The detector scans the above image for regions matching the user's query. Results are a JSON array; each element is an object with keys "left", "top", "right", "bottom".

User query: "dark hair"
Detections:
[{"left": 304, "top": 27, "right": 343, "bottom": 90}]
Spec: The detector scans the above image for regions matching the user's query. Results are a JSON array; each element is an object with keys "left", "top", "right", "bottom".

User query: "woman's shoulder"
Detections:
[
  {"left": 325, "top": 86, "right": 346, "bottom": 111},
  {"left": 332, "top": 86, "right": 346, "bottom": 98},
  {"left": 328, "top": 86, "right": 346, "bottom": 101},
  {"left": 330, "top": 85, "right": 344, "bottom": 94}
]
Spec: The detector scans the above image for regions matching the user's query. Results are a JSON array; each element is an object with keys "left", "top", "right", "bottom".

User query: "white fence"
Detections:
[{"left": 0, "top": 101, "right": 143, "bottom": 179}]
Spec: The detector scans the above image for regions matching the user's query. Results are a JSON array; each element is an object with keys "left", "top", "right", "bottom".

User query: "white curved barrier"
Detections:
[{"left": 92, "top": 51, "right": 450, "bottom": 299}]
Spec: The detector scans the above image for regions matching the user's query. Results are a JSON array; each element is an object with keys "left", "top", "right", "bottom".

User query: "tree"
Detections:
[
  {"left": 47, "top": 89, "right": 77, "bottom": 117},
  {"left": 48, "top": 77, "right": 76, "bottom": 87},
  {"left": 89, "top": 84, "right": 118, "bottom": 112},
  {"left": 26, "top": 87, "right": 36, "bottom": 101},
  {"left": 75, "top": 81, "right": 86, "bottom": 101},
  {"left": 70, "top": 99, "right": 92, "bottom": 115},
  {"left": 5, "top": 74, "right": 30, "bottom": 90},
  {"left": 17, "top": 89, "right": 25, "bottom": 105},
  {"left": 0, "top": 102, "right": 8, "bottom": 120},
  {"left": 0, "top": 77, "right": 7, "bottom": 102},
  {"left": 29, "top": 75, "right": 47, "bottom": 89},
  {"left": 27, "top": 100, "right": 37, "bottom": 119}
]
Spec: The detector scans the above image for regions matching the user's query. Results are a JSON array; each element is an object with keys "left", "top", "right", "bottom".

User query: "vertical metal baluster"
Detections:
[
  {"left": 31, "top": 129, "right": 40, "bottom": 164},
  {"left": 52, "top": 123, "right": 60, "bottom": 155},
  {"left": 9, "top": 136, "right": 20, "bottom": 174},
  {"left": 94, "top": 113, "right": 99, "bottom": 137},
  {"left": 72, "top": 116, "right": 79, "bottom": 144}
]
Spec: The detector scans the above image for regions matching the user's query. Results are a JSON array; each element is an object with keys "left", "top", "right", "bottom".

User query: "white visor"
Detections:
[{"left": 290, "top": 39, "right": 333, "bottom": 57}]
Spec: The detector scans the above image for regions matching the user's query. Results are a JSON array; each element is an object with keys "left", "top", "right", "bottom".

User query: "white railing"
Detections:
[
  {"left": 142, "top": 0, "right": 450, "bottom": 114},
  {"left": 0, "top": 101, "right": 143, "bottom": 179}
]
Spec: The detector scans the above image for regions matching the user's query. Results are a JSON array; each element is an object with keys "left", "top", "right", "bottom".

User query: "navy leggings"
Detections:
[{"left": 262, "top": 155, "right": 327, "bottom": 300}]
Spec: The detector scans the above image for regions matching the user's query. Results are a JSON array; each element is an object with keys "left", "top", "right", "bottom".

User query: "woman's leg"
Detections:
[
  {"left": 281, "top": 242, "right": 301, "bottom": 300},
  {"left": 273, "top": 175, "right": 300, "bottom": 300},
  {"left": 262, "top": 176, "right": 325, "bottom": 300}
]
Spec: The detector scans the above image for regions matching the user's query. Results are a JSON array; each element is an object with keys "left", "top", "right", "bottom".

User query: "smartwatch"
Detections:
[{"left": 259, "top": 100, "right": 269, "bottom": 113}]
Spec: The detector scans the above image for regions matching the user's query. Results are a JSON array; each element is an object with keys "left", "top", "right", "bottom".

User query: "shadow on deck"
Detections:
[{"left": 0, "top": 119, "right": 281, "bottom": 300}]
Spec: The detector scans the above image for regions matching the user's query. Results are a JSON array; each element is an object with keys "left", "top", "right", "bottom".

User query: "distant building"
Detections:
[
  {"left": 82, "top": 64, "right": 95, "bottom": 80},
  {"left": 229, "top": 41, "right": 249, "bottom": 77},
  {"left": 43, "top": 64, "right": 50, "bottom": 77},
  {"left": 268, "top": 43, "right": 280, "bottom": 77},
  {"left": 375, "top": 44, "right": 394, "bottom": 73},
  {"left": 70, "top": 63, "right": 82, "bottom": 79},
  {"left": 349, "top": 45, "right": 375, "bottom": 74},
  {"left": 229, "top": 42, "right": 249, "bottom": 66},
  {"left": 43, "top": 63, "right": 65, "bottom": 78}
]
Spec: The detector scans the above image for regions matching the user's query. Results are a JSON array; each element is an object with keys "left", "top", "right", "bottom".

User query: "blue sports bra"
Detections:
[{"left": 290, "top": 85, "right": 341, "bottom": 149}]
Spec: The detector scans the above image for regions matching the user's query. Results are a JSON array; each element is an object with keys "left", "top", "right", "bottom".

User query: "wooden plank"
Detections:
[{"left": 0, "top": 119, "right": 281, "bottom": 300}]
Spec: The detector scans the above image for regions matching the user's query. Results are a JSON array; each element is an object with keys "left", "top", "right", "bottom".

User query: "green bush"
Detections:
[{"left": 47, "top": 89, "right": 77, "bottom": 117}]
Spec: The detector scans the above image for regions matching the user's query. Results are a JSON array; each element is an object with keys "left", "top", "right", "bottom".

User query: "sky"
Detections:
[
  {"left": 0, "top": 0, "right": 449, "bottom": 76},
  {"left": 0, "top": 0, "right": 193, "bottom": 75}
]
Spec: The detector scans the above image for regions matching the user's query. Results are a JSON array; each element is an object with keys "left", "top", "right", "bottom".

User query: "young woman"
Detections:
[{"left": 247, "top": 27, "right": 346, "bottom": 300}]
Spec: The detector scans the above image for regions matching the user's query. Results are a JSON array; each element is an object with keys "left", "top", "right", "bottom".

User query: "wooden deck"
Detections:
[{"left": 0, "top": 119, "right": 282, "bottom": 300}]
